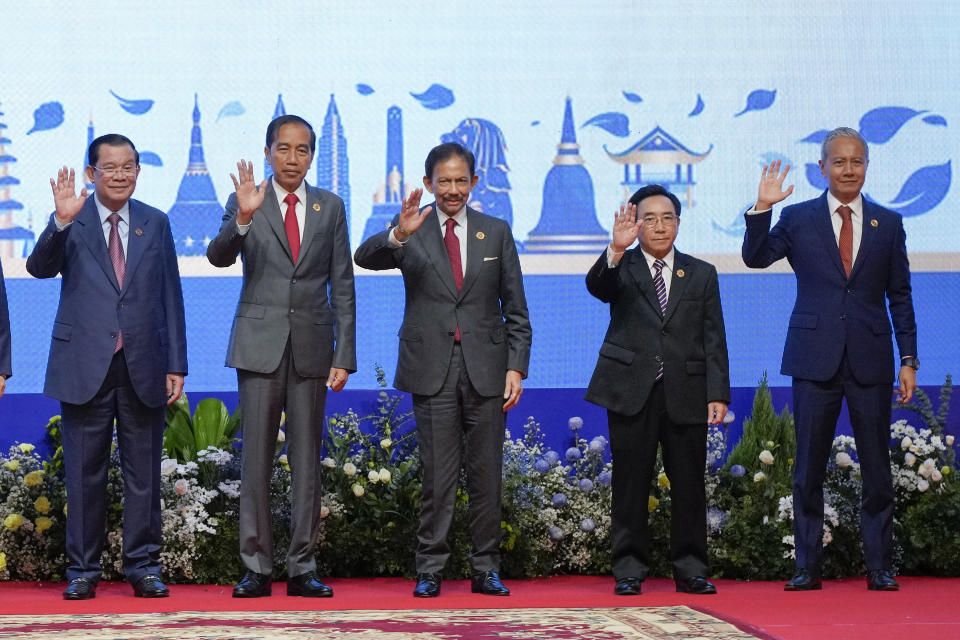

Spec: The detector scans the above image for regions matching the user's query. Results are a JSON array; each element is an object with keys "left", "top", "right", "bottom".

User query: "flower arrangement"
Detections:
[{"left": 0, "top": 371, "right": 956, "bottom": 583}]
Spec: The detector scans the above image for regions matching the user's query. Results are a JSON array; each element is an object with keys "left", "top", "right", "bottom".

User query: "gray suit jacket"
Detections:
[
  {"left": 354, "top": 205, "right": 531, "bottom": 397},
  {"left": 584, "top": 248, "right": 730, "bottom": 423},
  {"left": 0, "top": 258, "right": 12, "bottom": 379},
  {"left": 206, "top": 182, "right": 356, "bottom": 376}
]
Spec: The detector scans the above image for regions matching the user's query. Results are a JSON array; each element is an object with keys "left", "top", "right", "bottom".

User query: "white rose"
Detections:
[
  {"left": 368, "top": 470, "right": 380, "bottom": 483},
  {"left": 753, "top": 471, "right": 766, "bottom": 483},
  {"left": 322, "top": 457, "right": 336, "bottom": 469},
  {"left": 160, "top": 459, "right": 178, "bottom": 477},
  {"left": 343, "top": 462, "right": 357, "bottom": 477},
  {"left": 917, "top": 478, "right": 930, "bottom": 492},
  {"left": 759, "top": 450, "right": 775, "bottom": 465},
  {"left": 835, "top": 452, "right": 853, "bottom": 468},
  {"left": 901, "top": 436, "right": 912, "bottom": 450},
  {"left": 174, "top": 479, "right": 189, "bottom": 496},
  {"left": 909, "top": 445, "right": 920, "bottom": 453},
  {"left": 947, "top": 435, "right": 955, "bottom": 446},
  {"left": 931, "top": 469, "right": 943, "bottom": 482},
  {"left": 380, "top": 438, "right": 393, "bottom": 450},
  {"left": 379, "top": 468, "right": 391, "bottom": 483},
  {"left": 904, "top": 453, "right": 917, "bottom": 467},
  {"left": 320, "top": 506, "right": 330, "bottom": 518},
  {"left": 352, "top": 483, "right": 365, "bottom": 497}
]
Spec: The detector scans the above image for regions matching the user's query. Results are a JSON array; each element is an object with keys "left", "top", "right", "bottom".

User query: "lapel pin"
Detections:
[
  {"left": 312, "top": 203, "right": 321, "bottom": 211},
  {"left": 135, "top": 228, "right": 143, "bottom": 236},
  {"left": 476, "top": 231, "right": 485, "bottom": 240},
  {"left": 870, "top": 219, "right": 878, "bottom": 227},
  {"left": 676, "top": 268, "right": 685, "bottom": 278}
]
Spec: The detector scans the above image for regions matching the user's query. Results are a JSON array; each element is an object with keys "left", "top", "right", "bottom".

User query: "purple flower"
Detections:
[
  {"left": 565, "top": 447, "right": 582, "bottom": 462},
  {"left": 568, "top": 417, "right": 584, "bottom": 431},
  {"left": 533, "top": 458, "right": 551, "bottom": 473},
  {"left": 597, "top": 470, "right": 612, "bottom": 486},
  {"left": 589, "top": 437, "right": 607, "bottom": 454},
  {"left": 579, "top": 478, "right": 595, "bottom": 492},
  {"left": 548, "top": 526, "right": 564, "bottom": 541},
  {"left": 543, "top": 450, "right": 560, "bottom": 465},
  {"left": 551, "top": 493, "right": 567, "bottom": 508},
  {"left": 730, "top": 464, "right": 746, "bottom": 478},
  {"left": 580, "top": 518, "right": 596, "bottom": 532}
]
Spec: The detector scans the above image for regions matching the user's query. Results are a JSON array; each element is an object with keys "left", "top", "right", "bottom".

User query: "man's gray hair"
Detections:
[{"left": 821, "top": 127, "right": 869, "bottom": 162}]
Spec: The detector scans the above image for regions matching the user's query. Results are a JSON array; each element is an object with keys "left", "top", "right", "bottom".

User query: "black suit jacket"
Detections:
[
  {"left": 584, "top": 248, "right": 730, "bottom": 423},
  {"left": 0, "top": 258, "right": 10, "bottom": 378}
]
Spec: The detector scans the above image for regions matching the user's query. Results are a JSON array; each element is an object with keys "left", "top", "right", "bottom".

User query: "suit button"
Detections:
[
  {"left": 110, "top": 331, "right": 117, "bottom": 338},
  {"left": 841, "top": 314, "right": 846, "bottom": 320},
  {"left": 290, "top": 309, "right": 295, "bottom": 314},
  {"left": 118, "top": 303, "right": 124, "bottom": 309},
  {"left": 655, "top": 355, "right": 663, "bottom": 364},
  {"left": 291, "top": 279, "right": 297, "bottom": 284}
]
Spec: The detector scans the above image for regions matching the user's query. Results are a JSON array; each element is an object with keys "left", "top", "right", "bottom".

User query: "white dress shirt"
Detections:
[
  {"left": 390, "top": 205, "right": 468, "bottom": 275},
  {"left": 747, "top": 192, "right": 863, "bottom": 265},
  {"left": 237, "top": 178, "right": 307, "bottom": 240}
]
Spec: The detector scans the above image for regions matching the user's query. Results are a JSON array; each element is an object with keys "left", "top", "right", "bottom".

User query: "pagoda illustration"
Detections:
[
  {"left": 605, "top": 126, "right": 712, "bottom": 207},
  {"left": 315, "top": 94, "right": 351, "bottom": 234},
  {"left": 166, "top": 94, "right": 224, "bottom": 256},
  {"left": 265, "top": 93, "right": 286, "bottom": 181},
  {"left": 362, "top": 105, "right": 404, "bottom": 240},
  {"left": 524, "top": 97, "right": 608, "bottom": 253},
  {"left": 0, "top": 102, "right": 34, "bottom": 257}
]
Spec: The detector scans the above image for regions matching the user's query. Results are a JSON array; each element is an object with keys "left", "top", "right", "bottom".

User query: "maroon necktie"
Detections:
[
  {"left": 837, "top": 205, "right": 853, "bottom": 276},
  {"left": 444, "top": 217, "right": 463, "bottom": 341},
  {"left": 284, "top": 193, "right": 300, "bottom": 263},
  {"left": 107, "top": 213, "right": 125, "bottom": 353}
]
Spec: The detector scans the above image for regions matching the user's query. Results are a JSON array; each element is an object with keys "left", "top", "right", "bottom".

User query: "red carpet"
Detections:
[{"left": 1, "top": 576, "right": 958, "bottom": 639}]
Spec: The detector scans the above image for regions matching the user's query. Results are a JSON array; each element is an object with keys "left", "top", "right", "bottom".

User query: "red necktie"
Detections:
[
  {"left": 107, "top": 213, "right": 125, "bottom": 353},
  {"left": 444, "top": 217, "right": 463, "bottom": 341},
  {"left": 284, "top": 193, "right": 300, "bottom": 263},
  {"left": 837, "top": 205, "right": 853, "bottom": 276}
]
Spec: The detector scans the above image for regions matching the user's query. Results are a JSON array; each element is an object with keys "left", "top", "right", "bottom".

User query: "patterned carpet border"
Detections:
[{"left": 0, "top": 606, "right": 770, "bottom": 639}]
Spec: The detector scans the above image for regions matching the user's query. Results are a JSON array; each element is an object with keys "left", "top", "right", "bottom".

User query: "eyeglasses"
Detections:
[
  {"left": 641, "top": 214, "right": 678, "bottom": 227},
  {"left": 93, "top": 165, "right": 137, "bottom": 177}
]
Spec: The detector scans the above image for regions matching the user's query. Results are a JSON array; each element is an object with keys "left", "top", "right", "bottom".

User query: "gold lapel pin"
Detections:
[
  {"left": 476, "top": 231, "right": 485, "bottom": 240},
  {"left": 870, "top": 219, "right": 878, "bottom": 227},
  {"left": 676, "top": 268, "right": 685, "bottom": 278},
  {"left": 135, "top": 228, "right": 143, "bottom": 236},
  {"left": 312, "top": 203, "right": 321, "bottom": 211}
]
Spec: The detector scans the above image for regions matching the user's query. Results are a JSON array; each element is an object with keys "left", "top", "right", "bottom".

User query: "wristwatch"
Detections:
[{"left": 901, "top": 356, "right": 919, "bottom": 371}]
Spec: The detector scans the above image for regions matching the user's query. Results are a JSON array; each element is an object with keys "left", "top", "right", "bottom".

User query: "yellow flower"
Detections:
[
  {"left": 943, "top": 466, "right": 952, "bottom": 476},
  {"left": 34, "top": 496, "right": 51, "bottom": 514},
  {"left": 23, "top": 470, "right": 45, "bottom": 487},
  {"left": 657, "top": 473, "right": 670, "bottom": 489},
  {"left": 0, "top": 552, "right": 6, "bottom": 572},
  {"left": 3, "top": 460, "right": 18, "bottom": 472},
  {"left": 3, "top": 513, "right": 25, "bottom": 531},
  {"left": 648, "top": 496, "right": 660, "bottom": 512},
  {"left": 35, "top": 517, "right": 53, "bottom": 533},
  {"left": 18, "top": 443, "right": 36, "bottom": 454}
]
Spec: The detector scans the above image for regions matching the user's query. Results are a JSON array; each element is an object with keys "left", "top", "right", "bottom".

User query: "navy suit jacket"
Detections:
[
  {"left": 26, "top": 197, "right": 187, "bottom": 407},
  {"left": 0, "top": 258, "right": 10, "bottom": 378},
  {"left": 742, "top": 192, "right": 917, "bottom": 385}
]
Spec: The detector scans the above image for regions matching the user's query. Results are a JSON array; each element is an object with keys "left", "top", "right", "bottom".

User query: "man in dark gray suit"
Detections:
[
  {"left": 354, "top": 142, "right": 531, "bottom": 598},
  {"left": 207, "top": 115, "right": 356, "bottom": 598},
  {"left": 585, "top": 185, "right": 730, "bottom": 596},
  {"left": 0, "top": 257, "right": 9, "bottom": 397}
]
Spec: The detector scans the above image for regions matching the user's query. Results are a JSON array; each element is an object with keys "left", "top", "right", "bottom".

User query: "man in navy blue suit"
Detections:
[
  {"left": 0, "top": 257, "right": 9, "bottom": 397},
  {"left": 27, "top": 134, "right": 187, "bottom": 600},
  {"left": 742, "top": 127, "right": 917, "bottom": 592}
]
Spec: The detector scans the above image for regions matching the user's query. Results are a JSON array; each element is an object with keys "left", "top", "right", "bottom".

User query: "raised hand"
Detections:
[
  {"left": 50, "top": 167, "right": 88, "bottom": 225},
  {"left": 611, "top": 202, "right": 641, "bottom": 253},
  {"left": 756, "top": 160, "right": 794, "bottom": 210},
  {"left": 393, "top": 188, "right": 432, "bottom": 239},
  {"left": 230, "top": 160, "right": 269, "bottom": 225}
]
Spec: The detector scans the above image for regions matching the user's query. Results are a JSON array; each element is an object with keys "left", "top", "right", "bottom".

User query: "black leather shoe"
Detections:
[
  {"left": 63, "top": 577, "right": 97, "bottom": 600},
  {"left": 675, "top": 576, "right": 717, "bottom": 594},
  {"left": 866, "top": 569, "right": 899, "bottom": 591},
  {"left": 614, "top": 577, "right": 643, "bottom": 595},
  {"left": 132, "top": 574, "right": 169, "bottom": 598},
  {"left": 784, "top": 568, "right": 822, "bottom": 591},
  {"left": 413, "top": 573, "right": 442, "bottom": 597},
  {"left": 287, "top": 571, "right": 334, "bottom": 597},
  {"left": 233, "top": 570, "right": 272, "bottom": 598},
  {"left": 471, "top": 571, "right": 510, "bottom": 595}
]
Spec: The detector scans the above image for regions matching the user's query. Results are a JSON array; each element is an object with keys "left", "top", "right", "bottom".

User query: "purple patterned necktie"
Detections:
[
  {"left": 107, "top": 213, "right": 125, "bottom": 353},
  {"left": 653, "top": 258, "right": 667, "bottom": 380}
]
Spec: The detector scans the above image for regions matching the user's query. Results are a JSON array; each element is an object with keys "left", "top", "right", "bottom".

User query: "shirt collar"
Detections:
[
  {"left": 272, "top": 177, "right": 308, "bottom": 207},
  {"left": 640, "top": 246, "right": 675, "bottom": 272},
  {"left": 438, "top": 204, "right": 467, "bottom": 229},
  {"left": 826, "top": 191, "right": 863, "bottom": 219},
  {"left": 94, "top": 193, "right": 130, "bottom": 225}
]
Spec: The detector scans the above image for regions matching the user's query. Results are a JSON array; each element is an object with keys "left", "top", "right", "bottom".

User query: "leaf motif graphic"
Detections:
[
  {"left": 410, "top": 84, "right": 455, "bottom": 110},
  {"left": 109, "top": 90, "right": 154, "bottom": 115},
  {"left": 887, "top": 161, "right": 951, "bottom": 217},
  {"left": 805, "top": 163, "right": 828, "bottom": 190},
  {"left": 734, "top": 89, "right": 776, "bottom": 117},
  {"left": 622, "top": 91, "right": 643, "bottom": 104},
  {"left": 858, "top": 106, "right": 922, "bottom": 144},
  {"left": 580, "top": 112, "right": 629, "bottom": 137},
  {"left": 356, "top": 84, "right": 375, "bottom": 96},
  {"left": 26, "top": 102, "right": 64, "bottom": 134},
  {"left": 138, "top": 151, "right": 163, "bottom": 167},
  {"left": 688, "top": 94, "right": 705, "bottom": 117},
  {"left": 216, "top": 101, "right": 245, "bottom": 122}
]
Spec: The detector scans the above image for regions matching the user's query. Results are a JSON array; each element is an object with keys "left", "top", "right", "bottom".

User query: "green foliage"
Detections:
[
  {"left": 725, "top": 372, "right": 795, "bottom": 488},
  {"left": 163, "top": 393, "right": 241, "bottom": 463},
  {"left": 899, "top": 481, "right": 960, "bottom": 575}
]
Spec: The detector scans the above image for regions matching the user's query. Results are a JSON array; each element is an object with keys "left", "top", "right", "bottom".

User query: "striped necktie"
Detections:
[{"left": 653, "top": 258, "right": 667, "bottom": 380}]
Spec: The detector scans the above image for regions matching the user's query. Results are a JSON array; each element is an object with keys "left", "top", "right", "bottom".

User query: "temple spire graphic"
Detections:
[
  {"left": 0, "top": 102, "right": 33, "bottom": 257},
  {"left": 166, "top": 94, "right": 224, "bottom": 256},
  {"left": 525, "top": 97, "right": 608, "bottom": 252},
  {"left": 362, "top": 105, "right": 404, "bottom": 240},
  {"left": 264, "top": 93, "right": 286, "bottom": 181},
  {"left": 315, "top": 94, "right": 351, "bottom": 236}
]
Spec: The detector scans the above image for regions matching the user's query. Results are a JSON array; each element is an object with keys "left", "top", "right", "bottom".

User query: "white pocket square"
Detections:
[{"left": 483, "top": 256, "right": 498, "bottom": 261}]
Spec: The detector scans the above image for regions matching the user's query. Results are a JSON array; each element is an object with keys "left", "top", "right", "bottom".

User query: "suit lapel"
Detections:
[
  {"left": 420, "top": 203, "right": 459, "bottom": 297},
  {"left": 850, "top": 198, "right": 879, "bottom": 281},
  {"left": 458, "top": 208, "right": 485, "bottom": 299},
  {"left": 663, "top": 251, "right": 690, "bottom": 325},
  {"left": 121, "top": 201, "right": 149, "bottom": 294},
  {"left": 261, "top": 182, "right": 295, "bottom": 264},
  {"left": 625, "top": 251, "right": 664, "bottom": 317},
  {"left": 296, "top": 184, "right": 320, "bottom": 270},
  {"left": 75, "top": 197, "right": 121, "bottom": 293},
  {"left": 813, "top": 192, "right": 847, "bottom": 279}
]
